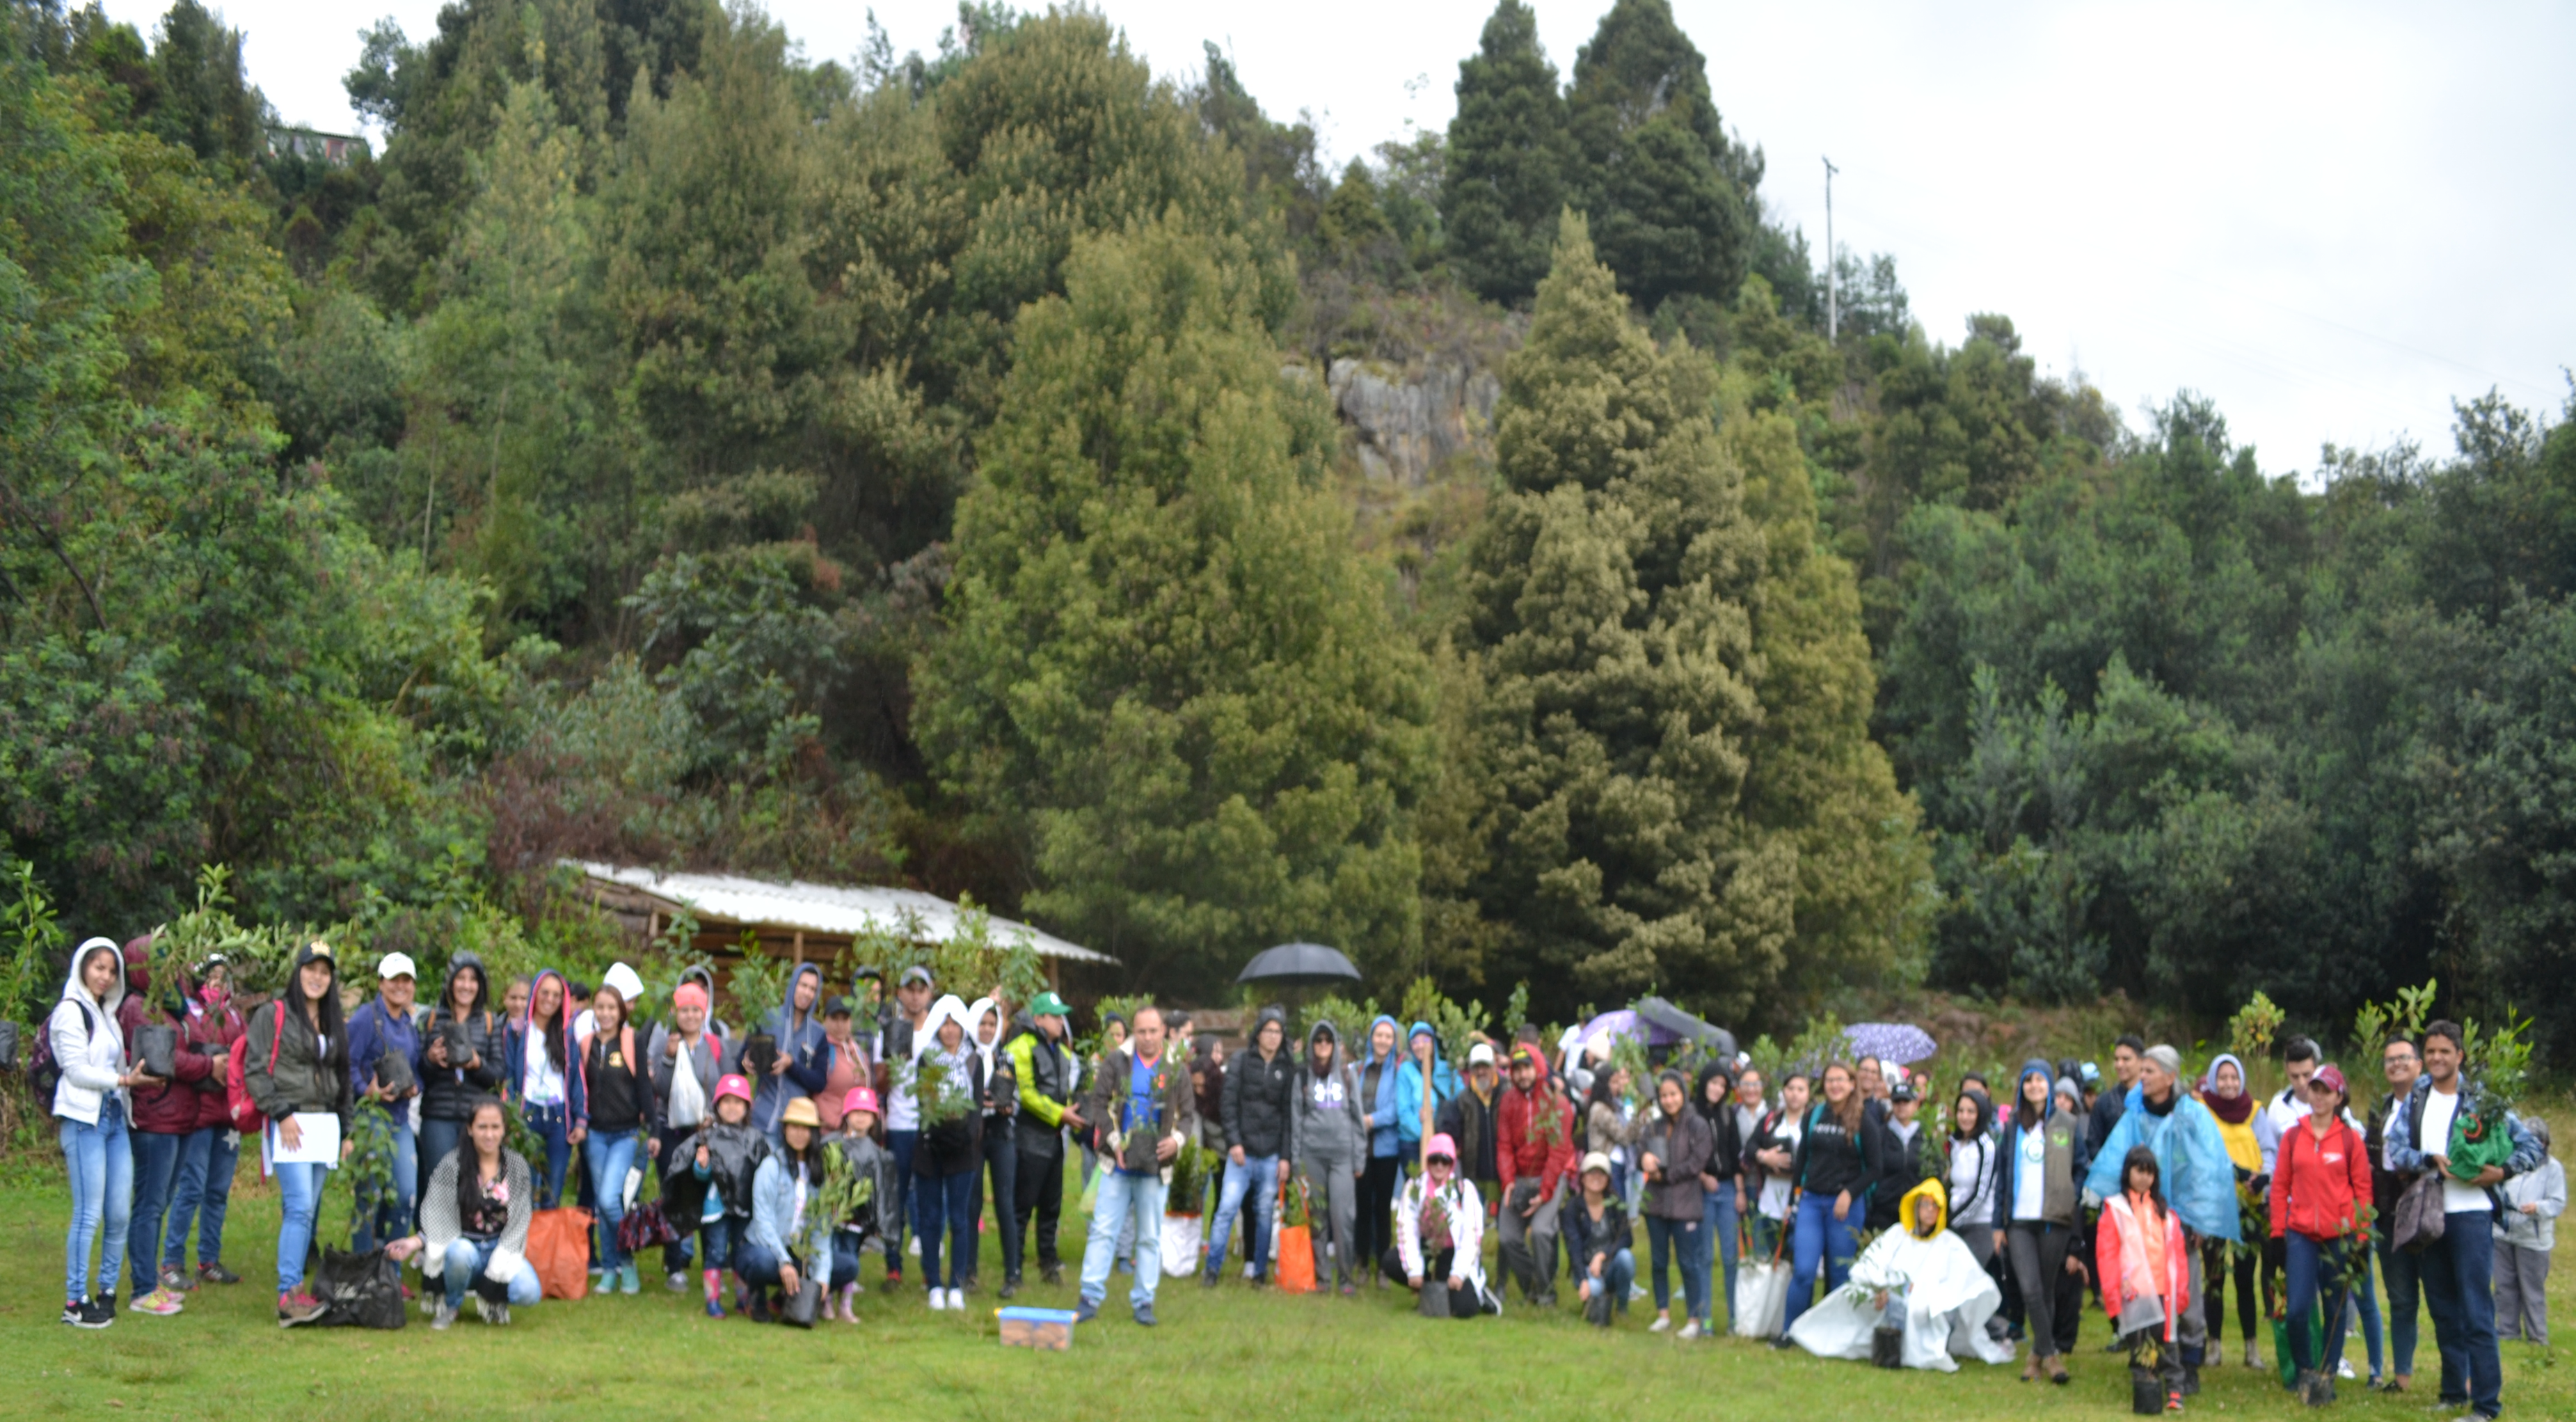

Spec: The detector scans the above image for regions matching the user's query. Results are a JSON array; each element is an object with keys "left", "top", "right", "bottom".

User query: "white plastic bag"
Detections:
[
  {"left": 1734, "top": 1257, "right": 1789, "bottom": 1338},
  {"left": 1161, "top": 1212, "right": 1204, "bottom": 1274}
]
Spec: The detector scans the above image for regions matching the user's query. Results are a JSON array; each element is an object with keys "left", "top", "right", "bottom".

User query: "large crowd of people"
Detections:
[{"left": 38, "top": 931, "right": 2566, "bottom": 1417}]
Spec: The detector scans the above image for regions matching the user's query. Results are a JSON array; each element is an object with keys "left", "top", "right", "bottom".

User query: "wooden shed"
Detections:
[{"left": 566, "top": 860, "right": 1115, "bottom": 989}]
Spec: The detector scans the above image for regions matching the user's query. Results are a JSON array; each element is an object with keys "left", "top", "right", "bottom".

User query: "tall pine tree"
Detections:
[
  {"left": 1565, "top": 0, "right": 1752, "bottom": 312},
  {"left": 918, "top": 220, "right": 1438, "bottom": 994},
  {"left": 1453, "top": 212, "right": 1792, "bottom": 1018},
  {"left": 1439, "top": 0, "right": 1573, "bottom": 306}
]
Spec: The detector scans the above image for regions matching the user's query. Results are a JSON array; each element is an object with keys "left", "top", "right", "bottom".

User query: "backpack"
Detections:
[
  {"left": 227, "top": 1001, "right": 289, "bottom": 1135},
  {"left": 28, "top": 998, "right": 95, "bottom": 1103}
]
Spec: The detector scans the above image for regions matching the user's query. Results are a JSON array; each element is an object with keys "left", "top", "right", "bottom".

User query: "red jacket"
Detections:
[
  {"left": 115, "top": 940, "right": 218, "bottom": 1134},
  {"left": 1495, "top": 1063, "right": 1575, "bottom": 1201},
  {"left": 2270, "top": 1113, "right": 2373, "bottom": 1242}
]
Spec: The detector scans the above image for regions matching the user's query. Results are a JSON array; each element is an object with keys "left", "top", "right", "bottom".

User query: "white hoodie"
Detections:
[{"left": 49, "top": 937, "right": 129, "bottom": 1126}]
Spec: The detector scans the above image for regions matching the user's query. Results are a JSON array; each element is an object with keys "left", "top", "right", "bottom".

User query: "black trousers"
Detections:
[
  {"left": 1381, "top": 1245, "right": 1481, "bottom": 1318},
  {"left": 1015, "top": 1145, "right": 1065, "bottom": 1271},
  {"left": 1358, "top": 1155, "right": 1402, "bottom": 1280},
  {"left": 2202, "top": 1236, "right": 2257, "bottom": 1344},
  {"left": 964, "top": 1123, "right": 1017, "bottom": 1281}
]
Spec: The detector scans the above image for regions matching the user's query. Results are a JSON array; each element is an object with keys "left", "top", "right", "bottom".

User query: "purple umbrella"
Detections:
[
  {"left": 1576, "top": 1009, "right": 1644, "bottom": 1059},
  {"left": 1845, "top": 1021, "right": 1939, "bottom": 1066}
]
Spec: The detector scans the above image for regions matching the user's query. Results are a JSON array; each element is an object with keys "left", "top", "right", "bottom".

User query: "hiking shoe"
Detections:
[
  {"left": 1074, "top": 1297, "right": 1099, "bottom": 1324},
  {"left": 1133, "top": 1302, "right": 1157, "bottom": 1327},
  {"left": 159, "top": 1267, "right": 194, "bottom": 1293},
  {"left": 197, "top": 1263, "right": 241, "bottom": 1286},
  {"left": 431, "top": 1301, "right": 457, "bottom": 1330},
  {"left": 132, "top": 1288, "right": 184, "bottom": 1317},
  {"left": 1041, "top": 1263, "right": 1063, "bottom": 1286},
  {"left": 276, "top": 1290, "right": 325, "bottom": 1325}
]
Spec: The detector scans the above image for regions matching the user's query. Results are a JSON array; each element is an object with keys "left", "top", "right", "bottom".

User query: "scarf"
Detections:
[{"left": 2199, "top": 1052, "right": 2255, "bottom": 1124}]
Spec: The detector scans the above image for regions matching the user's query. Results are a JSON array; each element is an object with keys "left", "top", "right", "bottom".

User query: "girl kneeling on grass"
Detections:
[
  {"left": 1388, "top": 1132, "right": 1495, "bottom": 1319},
  {"left": 737, "top": 1096, "right": 848, "bottom": 1322},
  {"left": 1566, "top": 1151, "right": 1635, "bottom": 1328},
  {"left": 2099, "top": 1145, "right": 2191, "bottom": 1414},
  {"left": 663, "top": 1074, "right": 769, "bottom": 1319},
  {"left": 413, "top": 1096, "right": 541, "bottom": 1328}
]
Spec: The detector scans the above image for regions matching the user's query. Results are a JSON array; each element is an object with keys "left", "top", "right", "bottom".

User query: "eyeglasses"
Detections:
[{"left": 1425, "top": 1155, "right": 1455, "bottom": 1168}]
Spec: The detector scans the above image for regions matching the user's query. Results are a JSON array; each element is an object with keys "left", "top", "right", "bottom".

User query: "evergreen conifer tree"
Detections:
[
  {"left": 1438, "top": 0, "right": 1572, "bottom": 306},
  {"left": 1564, "top": 0, "right": 1751, "bottom": 310}
]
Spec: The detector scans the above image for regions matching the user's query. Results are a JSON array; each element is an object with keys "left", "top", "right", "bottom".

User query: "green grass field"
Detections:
[{"left": 0, "top": 1166, "right": 2563, "bottom": 1421}]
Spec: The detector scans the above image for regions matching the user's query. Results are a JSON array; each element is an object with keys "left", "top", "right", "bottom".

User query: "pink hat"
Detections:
[
  {"left": 841, "top": 1086, "right": 880, "bottom": 1119},
  {"left": 674, "top": 982, "right": 709, "bottom": 1011},
  {"left": 2312, "top": 1064, "right": 2348, "bottom": 1097},
  {"left": 1423, "top": 1132, "right": 1458, "bottom": 1163},
  {"left": 714, "top": 1074, "right": 754, "bottom": 1105}
]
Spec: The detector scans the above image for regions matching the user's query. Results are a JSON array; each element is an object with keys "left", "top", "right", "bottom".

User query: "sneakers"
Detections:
[
  {"left": 131, "top": 1288, "right": 184, "bottom": 1316},
  {"left": 159, "top": 1267, "right": 194, "bottom": 1293},
  {"left": 64, "top": 1297, "right": 113, "bottom": 1329},
  {"left": 619, "top": 1263, "right": 641, "bottom": 1295},
  {"left": 1201, "top": 1270, "right": 1221, "bottom": 1289},
  {"left": 999, "top": 1277, "right": 1019, "bottom": 1300},
  {"left": 474, "top": 1295, "right": 498, "bottom": 1325},
  {"left": 2244, "top": 1341, "right": 2262, "bottom": 1368},
  {"left": 2165, "top": 1390, "right": 2184, "bottom": 1412},
  {"left": 2336, "top": 1358, "right": 2356, "bottom": 1380},
  {"left": 746, "top": 1291, "right": 774, "bottom": 1325},
  {"left": 276, "top": 1290, "right": 325, "bottom": 1326},
  {"left": 431, "top": 1301, "right": 457, "bottom": 1330},
  {"left": 1133, "top": 1302, "right": 1157, "bottom": 1327},
  {"left": 1074, "top": 1297, "right": 1099, "bottom": 1324},
  {"left": 946, "top": 1287, "right": 965, "bottom": 1311},
  {"left": 1676, "top": 1319, "right": 1704, "bottom": 1341},
  {"left": 1040, "top": 1263, "right": 1063, "bottom": 1286},
  {"left": 881, "top": 1270, "right": 905, "bottom": 1293},
  {"left": 1650, "top": 1313, "right": 1673, "bottom": 1332},
  {"left": 926, "top": 1288, "right": 948, "bottom": 1311},
  {"left": 197, "top": 1262, "right": 241, "bottom": 1286}
]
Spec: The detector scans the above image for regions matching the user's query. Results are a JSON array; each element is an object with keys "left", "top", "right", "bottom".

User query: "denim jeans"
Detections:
[
  {"left": 1207, "top": 1153, "right": 1280, "bottom": 1277},
  {"left": 2378, "top": 1235, "right": 2423, "bottom": 1378},
  {"left": 1784, "top": 1190, "right": 1859, "bottom": 1332},
  {"left": 439, "top": 1236, "right": 541, "bottom": 1309},
  {"left": 522, "top": 1102, "right": 571, "bottom": 1208},
  {"left": 914, "top": 1167, "right": 978, "bottom": 1289},
  {"left": 697, "top": 1215, "right": 738, "bottom": 1273},
  {"left": 60, "top": 1099, "right": 132, "bottom": 1303},
  {"left": 2347, "top": 1241, "right": 2385, "bottom": 1378},
  {"left": 353, "top": 1109, "right": 417, "bottom": 1252},
  {"left": 127, "top": 1128, "right": 183, "bottom": 1294},
  {"left": 1583, "top": 1246, "right": 1636, "bottom": 1313},
  {"left": 1648, "top": 1213, "right": 1711, "bottom": 1322},
  {"left": 163, "top": 1124, "right": 237, "bottom": 1271},
  {"left": 273, "top": 1155, "right": 328, "bottom": 1295},
  {"left": 419, "top": 1116, "right": 465, "bottom": 1204},
  {"left": 736, "top": 1239, "right": 860, "bottom": 1293},
  {"left": 1080, "top": 1169, "right": 1167, "bottom": 1311},
  {"left": 2418, "top": 1211, "right": 2502, "bottom": 1418},
  {"left": 884, "top": 1130, "right": 917, "bottom": 1270},
  {"left": 584, "top": 1128, "right": 639, "bottom": 1271},
  {"left": 1706, "top": 1185, "right": 1741, "bottom": 1325},
  {"left": 2284, "top": 1231, "right": 2356, "bottom": 1377}
]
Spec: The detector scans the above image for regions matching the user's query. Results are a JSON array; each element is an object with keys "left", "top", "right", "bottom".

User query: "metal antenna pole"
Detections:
[{"left": 1824, "top": 156, "right": 1839, "bottom": 340}]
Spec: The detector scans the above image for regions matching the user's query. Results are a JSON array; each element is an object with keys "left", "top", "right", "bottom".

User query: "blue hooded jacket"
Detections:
[
  {"left": 733, "top": 961, "right": 831, "bottom": 1136},
  {"left": 1393, "top": 1022, "right": 1460, "bottom": 1153},
  {"left": 2086, "top": 1078, "right": 2241, "bottom": 1242},
  {"left": 1361, "top": 1014, "right": 1404, "bottom": 1158},
  {"left": 1991, "top": 1058, "right": 2090, "bottom": 1228}
]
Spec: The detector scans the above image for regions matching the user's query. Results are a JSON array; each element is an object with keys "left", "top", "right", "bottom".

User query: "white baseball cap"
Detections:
[
  {"left": 1468, "top": 1043, "right": 1497, "bottom": 1068},
  {"left": 376, "top": 951, "right": 418, "bottom": 981}
]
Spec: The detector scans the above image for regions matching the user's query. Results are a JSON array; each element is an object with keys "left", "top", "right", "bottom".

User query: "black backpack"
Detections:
[{"left": 28, "top": 1000, "right": 95, "bottom": 1103}]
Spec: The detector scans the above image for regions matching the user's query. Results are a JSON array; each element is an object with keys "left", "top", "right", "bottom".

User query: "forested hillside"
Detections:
[{"left": 3, "top": 0, "right": 2570, "bottom": 1054}]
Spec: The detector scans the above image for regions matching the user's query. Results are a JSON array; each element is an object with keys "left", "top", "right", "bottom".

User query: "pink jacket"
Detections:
[{"left": 2097, "top": 1190, "right": 2191, "bottom": 1341}]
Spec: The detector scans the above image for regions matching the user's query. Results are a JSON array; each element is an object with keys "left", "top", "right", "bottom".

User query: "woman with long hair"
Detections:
[
  {"left": 244, "top": 941, "right": 353, "bottom": 1324},
  {"left": 579, "top": 982, "right": 649, "bottom": 1293},
  {"left": 51, "top": 938, "right": 149, "bottom": 1329},
  {"left": 1638, "top": 1068, "right": 1715, "bottom": 1337},
  {"left": 1994, "top": 1058, "right": 2092, "bottom": 1384},
  {"left": 504, "top": 969, "right": 586, "bottom": 1208},
  {"left": 2099, "top": 1145, "right": 2189, "bottom": 1409},
  {"left": 411, "top": 1096, "right": 541, "bottom": 1327},
  {"left": 738, "top": 1096, "right": 846, "bottom": 1321},
  {"left": 1781, "top": 1062, "right": 1882, "bottom": 1338}
]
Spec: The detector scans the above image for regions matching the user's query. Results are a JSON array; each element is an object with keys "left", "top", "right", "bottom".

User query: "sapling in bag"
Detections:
[
  {"left": 525, "top": 1207, "right": 595, "bottom": 1299},
  {"left": 1274, "top": 1176, "right": 1317, "bottom": 1293}
]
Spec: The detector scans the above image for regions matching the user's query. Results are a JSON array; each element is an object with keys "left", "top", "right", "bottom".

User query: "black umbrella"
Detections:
[
  {"left": 1632, "top": 996, "right": 1737, "bottom": 1058},
  {"left": 1236, "top": 942, "right": 1362, "bottom": 987}
]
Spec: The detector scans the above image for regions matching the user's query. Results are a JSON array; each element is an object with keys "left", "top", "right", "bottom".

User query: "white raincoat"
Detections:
[{"left": 1788, "top": 1178, "right": 2017, "bottom": 1371}]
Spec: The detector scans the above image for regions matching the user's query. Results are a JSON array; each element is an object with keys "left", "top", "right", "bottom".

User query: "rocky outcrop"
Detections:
[{"left": 1324, "top": 358, "right": 1502, "bottom": 486}]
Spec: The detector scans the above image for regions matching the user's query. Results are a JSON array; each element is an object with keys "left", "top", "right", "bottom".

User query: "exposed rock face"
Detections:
[{"left": 1325, "top": 358, "right": 1502, "bottom": 486}]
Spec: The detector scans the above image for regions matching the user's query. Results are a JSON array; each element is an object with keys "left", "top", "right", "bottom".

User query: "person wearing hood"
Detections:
[
  {"left": 1388, "top": 1132, "right": 1494, "bottom": 1318},
  {"left": 1008, "top": 992, "right": 1083, "bottom": 1286},
  {"left": 1790, "top": 1177, "right": 2018, "bottom": 1370},
  {"left": 159, "top": 952, "right": 246, "bottom": 1296},
  {"left": 961, "top": 996, "right": 1020, "bottom": 1296},
  {"left": 1495, "top": 1043, "right": 1576, "bottom": 1308},
  {"left": 653, "top": 979, "right": 727, "bottom": 1289},
  {"left": 1440, "top": 1043, "right": 1504, "bottom": 1207},
  {"left": 421, "top": 951, "right": 504, "bottom": 1219},
  {"left": 113, "top": 935, "right": 209, "bottom": 1318},
  {"left": 346, "top": 951, "right": 424, "bottom": 1255},
  {"left": 54, "top": 936, "right": 150, "bottom": 1329},
  {"left": 1639, "top": 1067, "right": 1717, "bottom": 1337},
  {"left": 1355, "top": 1014, "right": 1405, "bottom": 1286},
  {"left": 1394, "top": 1022, "right": 1459, "bottom": 1165},
  {"left": 907, "top": 993, "right": 986, "bottom": 1311},
  {"left": 737, "top": 962, "right": 832, "bottom": 1148},
  {"left": 503, "top": 968, "right": 587, "bottom": 1207},
  {"left": 2085, "top": 1045, "right": 2243, "bottom": 1392},
  {"left": 1290, "top": 1018, "right": 1366, "bottom": 1295},
  {"left": 1204, "top": 1004, "right": 1296, "bottom": 1289},
  {"left": 646, "top": 965, "right": 732, "bottom": 1057},
  {"left": 2197, "top": 1052, "right": 2265, "bottom": 1368},
  {"left": 246, "top": 940, "right": 356, "bottom": 1324},
  {"left": 1991, "top": 1058, "right": 2091, "bottom": 1383}
]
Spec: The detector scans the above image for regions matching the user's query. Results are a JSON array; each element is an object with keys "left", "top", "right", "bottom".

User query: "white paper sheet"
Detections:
[{"left": 271, "top": 1112, "right": 341, "bottom": 1164}]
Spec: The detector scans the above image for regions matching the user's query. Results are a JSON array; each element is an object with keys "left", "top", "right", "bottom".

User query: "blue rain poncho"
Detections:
[{"left": 2085, "top": 1082, "right": 2241, "bottom": 1242}]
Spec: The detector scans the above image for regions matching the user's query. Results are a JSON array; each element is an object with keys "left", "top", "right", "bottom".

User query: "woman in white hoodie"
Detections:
[{"left": 54, "top": 936, "right": 155, "bottom": 1328}]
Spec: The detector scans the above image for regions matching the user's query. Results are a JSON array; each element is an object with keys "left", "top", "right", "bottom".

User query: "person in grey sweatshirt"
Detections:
[{"left": 1290, "top": 1020, "right": 1367, "bottom": 1295}]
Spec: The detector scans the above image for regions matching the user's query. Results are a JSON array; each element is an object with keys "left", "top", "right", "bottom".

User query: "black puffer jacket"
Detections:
[
  {"left": 422, "top": 952, "right": 504, "bottom": 1123},
  {"left": 1223, "top": 1008, "right": 1298, "bottom": 1160},
  {"left": 662, "top": 1118, "right": 768, "bottom": 1225}
]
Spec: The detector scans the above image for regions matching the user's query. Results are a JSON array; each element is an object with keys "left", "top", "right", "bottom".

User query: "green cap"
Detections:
[{"left": 1030, "top": 990, "right": 1071, "bottom": 1018}]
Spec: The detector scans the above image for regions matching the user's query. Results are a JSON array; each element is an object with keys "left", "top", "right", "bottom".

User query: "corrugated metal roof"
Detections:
[{"left": 564, "top": 861, "right": 1115, "bottom": 963}]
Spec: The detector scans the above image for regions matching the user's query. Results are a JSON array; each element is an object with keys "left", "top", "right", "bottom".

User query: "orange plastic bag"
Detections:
[
  {"left": 524, "top": 1207, "right": 595, "bottom": 1300},
  {"left": 1274, "top": 1180, "right": 1317, "bottom": 1294}
]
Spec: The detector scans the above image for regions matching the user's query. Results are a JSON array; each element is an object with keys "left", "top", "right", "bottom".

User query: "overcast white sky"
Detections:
[{"left": 108, "top": 0, "right": 2574, "bottom": 477}]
